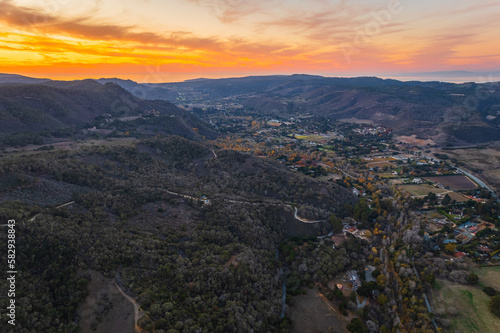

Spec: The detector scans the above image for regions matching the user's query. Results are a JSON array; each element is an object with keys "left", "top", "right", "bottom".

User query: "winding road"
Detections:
[{"left": 293, "top": 206, "right": 322, "bottom": 223}]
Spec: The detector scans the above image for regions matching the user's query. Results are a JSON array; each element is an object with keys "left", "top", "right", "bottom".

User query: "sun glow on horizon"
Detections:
[{"left": 0, "top": 0, "right": 499, "bottom": 81}]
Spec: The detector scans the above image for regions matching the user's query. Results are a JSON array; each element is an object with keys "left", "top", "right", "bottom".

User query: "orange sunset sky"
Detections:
[{"left": 0, "top": 0, "right": 499, "bottom": 82}]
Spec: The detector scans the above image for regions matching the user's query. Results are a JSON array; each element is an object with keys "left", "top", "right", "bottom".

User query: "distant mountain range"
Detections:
[
  {"left": 1, "top": 73, "right": 499, "bottom": 145},
  {"left": 397, "top": 70, "right": 500, "bottom": 79},
  {"left": 0, "top": 73, "right": 50, "bottom": 84},
  {"left": 96, "top": 74, "right": 500, "bottom": 145}
]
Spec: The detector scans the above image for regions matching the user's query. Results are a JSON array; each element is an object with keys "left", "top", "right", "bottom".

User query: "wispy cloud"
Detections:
[
  {"left": 0, "top": 0, "right": 499, "bottom": 79},
  {"left": 186, "top": 0, "right": 285, "bottom": 23},
  {"left": 0, "top": 0, "right": 223, "bottom": 51}
]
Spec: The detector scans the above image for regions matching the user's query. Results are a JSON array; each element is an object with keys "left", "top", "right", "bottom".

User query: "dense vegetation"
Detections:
[
  {"left": 0, "top": 136, "right": 355, "bottom": 332},
  {"left": 0, "top": 81, "right": 216, "bottom": 147}
]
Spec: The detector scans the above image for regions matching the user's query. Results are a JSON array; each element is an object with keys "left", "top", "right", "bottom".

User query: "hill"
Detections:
[
  {"left": 0, "top": 135, "right": 357, "bottom": 332},
  {"left": 4, "top": 73, "right": 500, "bottom": 145},
  {"left": 0, "top": 73, "right": 50, "bottom": 84},
  {"left": 0, "top": 80, "right": 216, "bottom": 146},
  {"left": 110, "top": 75, "right": 500, "bottom": 145}
]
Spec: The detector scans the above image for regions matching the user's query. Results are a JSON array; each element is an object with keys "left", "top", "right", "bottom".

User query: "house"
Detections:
[
  {"left": 347, "top": 270, "right": 361, "bottom": 290},
  {"left": 200, "top": 196, "right": 211, "bottom": 204},
  {"left": 365, "top": 266, "right": 376, "bottom": 283},
  {"left": 454, "top": 252, "right": 466, "bottom": 258},
  {"left": 478, "top": 245, "right": 491, "bottom": 253}
]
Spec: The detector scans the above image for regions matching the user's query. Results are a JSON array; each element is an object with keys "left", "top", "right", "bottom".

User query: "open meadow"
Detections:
[
  {"left": 433, "top": 278, "right": 500, "bottom": 333},
  {"left": 399, "top": 184, "right": 449, "bottom": 197},
  {"left": 288, "top": 288, "right": 349, "bottom": 333},
  {"left": 473, "top": 266, "right": 500, "bottom": 290}
]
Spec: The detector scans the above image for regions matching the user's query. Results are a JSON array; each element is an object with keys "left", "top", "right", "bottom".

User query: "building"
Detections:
[{"left": 347, "top": 270, "right": 361, "bottom": 290}]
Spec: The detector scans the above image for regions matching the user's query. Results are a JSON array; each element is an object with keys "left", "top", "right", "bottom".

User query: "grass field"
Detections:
[
  {"left": 379, "top": 173, "right": 400, "bottom": 179},
  {"left": 433, "top": 279, "right": 500, "bottom": 333},
  {"left": 473, "top": 266, "right": 500, "bottom": 290},
  {"left": 296, "top": 134, "right": 328, "bottom": 142},
  {"left": 288, "top": 288, "right": 349, "bottom": 333},
  {"left": 399, "top": 184, "right": 449, "bottom": 197},
  {"left": 447, "top": 191, "right": 470, "bottom": 203},
  {"left": 366, "top": 161, "right": 394, "bottom": 168}
]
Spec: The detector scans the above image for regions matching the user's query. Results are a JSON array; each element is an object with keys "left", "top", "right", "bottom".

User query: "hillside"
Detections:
[
  {"left": 107, "top": 75, "right": 500, "bottom": 145},
  {"left": 0, "top": 135, "right": 357, "bottom": 332},
  {"left": 0, "top": 73, "right": 50, "bottom": 85},
  {"left": 0, "top": 80, "right": 216, "bottom": 146}
]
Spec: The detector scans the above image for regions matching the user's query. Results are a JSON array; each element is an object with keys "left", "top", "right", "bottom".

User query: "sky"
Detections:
[{"left": 0, "top": 0, "right": 499, "bottom": 82}]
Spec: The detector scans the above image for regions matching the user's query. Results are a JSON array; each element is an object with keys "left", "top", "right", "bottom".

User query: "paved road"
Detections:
[
  {"left": 420, "top": 152, "right": 498, "bottom": 201},
  {"left": 456, "top": 167, "right": 498, "bottom": 200}
]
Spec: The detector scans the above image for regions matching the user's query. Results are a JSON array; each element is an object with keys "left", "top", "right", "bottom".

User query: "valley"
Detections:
[{"left": 1, "top": 75, "right": 500, "bottom": 333}]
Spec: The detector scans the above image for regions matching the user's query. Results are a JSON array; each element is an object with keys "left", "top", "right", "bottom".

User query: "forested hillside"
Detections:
[
  {"left": 0, "top": 81, "right": 216, "bottom": 146},
  {"left": 0, "top": 136, "right": 356, "bottom": 332}
]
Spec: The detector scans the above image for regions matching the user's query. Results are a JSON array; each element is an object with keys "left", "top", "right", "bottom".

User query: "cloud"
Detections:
[
  {"left": 0, "top": 0, "right": 223, "bottom": 51},
  {"left": 186, "top": 0, "right": 285, "bottom": 23}
]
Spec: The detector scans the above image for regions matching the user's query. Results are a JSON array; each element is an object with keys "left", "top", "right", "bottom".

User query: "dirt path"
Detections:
[
  {"left": 293, "top": 206, "right": 323, "bottom": 223},
  {"left": 114, "top": 282, "right": 145, "bottom": 333}
]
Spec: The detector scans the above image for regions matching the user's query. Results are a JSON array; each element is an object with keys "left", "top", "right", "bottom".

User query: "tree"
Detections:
[
  {"left": 354, "top": 199, "right": 369, "bottom": 222},
  {"left": 377, "top": 294, "right": 388, "bottom": 306},
  {"left": 347, "top": 318, "right": 367, "bottom": 333},
  {"left": 466, "top": 273, "right": 479, "bottom": 285},
  {"left": 489, "top": 295, "right": 500, "bottom": 317},
  {"left": 424, "top": 273, "right": 436, "bottom": 287},
  {"left": 441, "top": 194, "right": 451, "bottom": 206},
  {"left": 483, "top": 286, "right": 498, "bottom": 297},
  {"left": 444, "top": 243, "right": 456, "bottom": 254},
  {"left": 330, "top": 215, "right": 343, "bottom": 234}
]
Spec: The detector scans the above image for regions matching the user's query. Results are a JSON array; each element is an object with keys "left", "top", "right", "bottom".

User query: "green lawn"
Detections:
[{"left": 434, "top": 279, "right": 500, "bottom": 332}]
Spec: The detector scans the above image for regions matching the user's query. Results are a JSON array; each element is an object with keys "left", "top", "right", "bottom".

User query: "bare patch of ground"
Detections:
[
  {"left": 395, "top": 135, "right": 436, "bottom": 147},
  {"left": 78, "top": 270, "right": 135, "bottom": 333},
  {"left": 288, "top": 287, "right": 349, "bottom": 333},
  {"left": 223, "top": 254, "right": 240, "bottom": 268},
  {"left": 338, "top": 118, "right": 374, "bottom": 124},
  {"left": 424, "top": 175, "right": 477, "bottom": 190},
  {"left": 431, "top": 146, "right": 500, "bottom": 194}
]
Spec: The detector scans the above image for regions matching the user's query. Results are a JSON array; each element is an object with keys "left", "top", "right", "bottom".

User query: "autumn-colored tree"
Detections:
[{"left": 444, "top": 243, "right": 456, "bottom": 254}]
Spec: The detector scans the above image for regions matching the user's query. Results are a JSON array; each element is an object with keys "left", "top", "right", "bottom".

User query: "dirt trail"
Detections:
[{"left": 114, "top": 282, "right": 145, "bottom": 333}]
